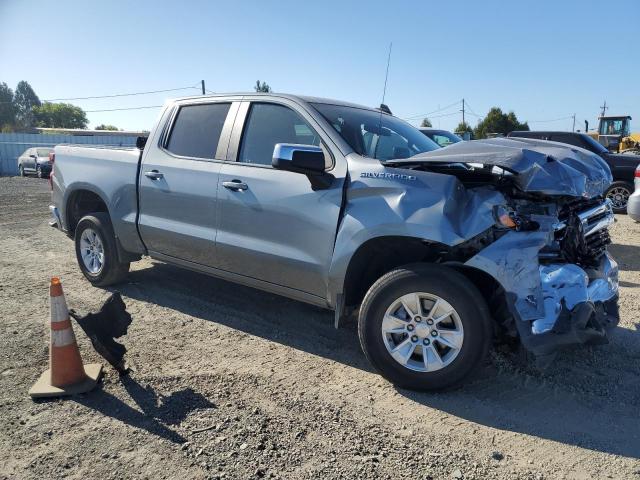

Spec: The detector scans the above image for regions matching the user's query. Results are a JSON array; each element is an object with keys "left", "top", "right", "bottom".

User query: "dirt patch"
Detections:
[{"left": 1, "top": 176, "right": 639, "bottom": 479}]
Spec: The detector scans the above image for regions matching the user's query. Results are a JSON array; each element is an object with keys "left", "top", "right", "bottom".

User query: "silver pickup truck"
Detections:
[{"left": 50, "top": 93, "right": 619, "bottom": 390}]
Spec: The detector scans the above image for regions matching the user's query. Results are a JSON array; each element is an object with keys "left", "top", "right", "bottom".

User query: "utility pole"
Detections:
[
  {"left": 600, "top": 100, "right": 608, "bottom": 118},
  {"left": 461, "top": 98, "right": 465, "bottom": 127},
  {"left": 572, "top": 113, "right": 576, "bottom": 132},
  {"left": 201, "top": 80, "right": 205, "bottom": 95}
]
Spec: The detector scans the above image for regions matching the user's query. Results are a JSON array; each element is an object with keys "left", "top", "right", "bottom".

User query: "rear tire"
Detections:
[
  {"left": 358, "top": 264, "right": 492, "bottom": 391},
  {"left": 74, "top": 213, "right": 130, "bottom": 287},
  {"left": 605, "top": 181, "right": 633, "bottom": 213}
]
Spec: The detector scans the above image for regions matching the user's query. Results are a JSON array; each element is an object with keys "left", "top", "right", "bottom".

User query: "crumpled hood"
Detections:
[{"left": 391, "top": 137, "right": 613, "bottom": 197}]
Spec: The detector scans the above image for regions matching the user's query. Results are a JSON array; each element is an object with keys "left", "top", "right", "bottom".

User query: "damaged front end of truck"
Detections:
[{"left": 382, "top": 137, "right": 619, "bottom": 359}]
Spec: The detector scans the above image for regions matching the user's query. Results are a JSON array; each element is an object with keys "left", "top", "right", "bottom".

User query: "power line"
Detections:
[
  {"left": 600, "top": 100, "right": 608, "bottom": 117},
  {"left": 429, "top": 110, "right": 461, "bottom": 119},
  {"left": 463, "top": 100, "right": 481, "bottom": 118},
  {"left": 41, "top": 85, "right": 201, "bottom": 102},
  {"left": 407, "top": 110, "right": 460, "bottom": 125},
  {"left": 403, "top": 100, "right": 462, "bottom": 120},
  {"left": 84, "top": 105, "right": 164, "bottom": 113},
  {"left": 528, "top": 115, "right": 574, "bottom": 123},
  {"left": 0, "top": 84, "right": 204, "bottom": 104}
]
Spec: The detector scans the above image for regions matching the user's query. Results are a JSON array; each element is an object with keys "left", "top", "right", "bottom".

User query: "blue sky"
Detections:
[{"left": 1, "top": 0, "right": 638, "bottom": 132}]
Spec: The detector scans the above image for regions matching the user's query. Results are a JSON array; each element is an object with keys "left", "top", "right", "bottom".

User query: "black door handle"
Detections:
[{"left": 222, "top": 179, "right": 248, "bottom": 191}]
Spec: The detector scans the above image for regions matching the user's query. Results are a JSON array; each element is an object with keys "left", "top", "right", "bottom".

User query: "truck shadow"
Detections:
[
  {"left": 117, "top": 261, "right": 640, "bottom": 460},
  {"left": 72, "top": 376, "right": 215, "bottom": 444}
]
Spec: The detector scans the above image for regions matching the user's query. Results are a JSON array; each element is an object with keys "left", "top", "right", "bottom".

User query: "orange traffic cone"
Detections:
[{"left": 29, "top": 277, "right": 102, "bottom": 398}]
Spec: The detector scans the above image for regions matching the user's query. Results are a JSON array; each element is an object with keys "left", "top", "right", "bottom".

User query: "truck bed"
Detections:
[{"left": 52, "top": 144, "right": 144, "bottom": 254}]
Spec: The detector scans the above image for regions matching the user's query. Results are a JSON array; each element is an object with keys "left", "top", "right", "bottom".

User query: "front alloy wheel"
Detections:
[
  {"left": 358, "top": 264, "right": 492, "bottom": 391},
  {"left": 382, "top": 293, "right": 464, "bottom": 372}
]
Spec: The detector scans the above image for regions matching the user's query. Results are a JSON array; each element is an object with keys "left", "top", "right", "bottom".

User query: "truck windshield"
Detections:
[{"left": 312, "top": 103, "right": 440, "bottom": 161}]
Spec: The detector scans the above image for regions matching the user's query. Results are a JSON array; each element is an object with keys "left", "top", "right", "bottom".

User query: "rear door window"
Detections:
[{"left": 165, "top": 103, "right": 231, "bottom": 159}]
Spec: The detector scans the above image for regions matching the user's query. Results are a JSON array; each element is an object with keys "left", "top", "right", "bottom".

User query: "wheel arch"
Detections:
[
  {"left": 445, "top": 264, "right": 514, "bottom": 337},
  {"left": 335, "top": 235, "right": 512, "bottom": 336},
  {"left": 64, "top": 186, "right": 110, "bottom": 235},
  {"left": 340, "top": 235, "right": 450, "bottom": 310}
]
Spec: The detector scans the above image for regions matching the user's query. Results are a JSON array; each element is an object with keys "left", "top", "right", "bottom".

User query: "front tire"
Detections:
[
  {"left": 18, "top": 165, "right": 25, "bottom": 177},
  {"left": 605, "top": 181, "right": 633, "bottom": 213},
  {"left": 358, "top": 264, "right": 492, "bottom": 391},
  {"left": 74, "top": 213, "right": 130, "bottom": 286},
  {"left": 36, "top": 165, "right": 43, "bottom": 178}
]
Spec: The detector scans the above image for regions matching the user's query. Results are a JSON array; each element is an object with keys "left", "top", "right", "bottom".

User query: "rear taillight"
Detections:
[
  {"left": 49, "top": 152, "right": 55, "bottom": 190},
  {"left": 635, "top": 165, "right": 640, "bottom": 178}
]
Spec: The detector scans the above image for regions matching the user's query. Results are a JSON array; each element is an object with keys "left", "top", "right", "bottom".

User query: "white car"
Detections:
[{"left": 627, "top": 164, "right": 640, "bottom": 222}]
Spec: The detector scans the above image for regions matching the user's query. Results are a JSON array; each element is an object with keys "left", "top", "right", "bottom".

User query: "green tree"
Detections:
[
  {"left": 33, "top": 102, "right": 88, "bottom": 129},
  {"left": 420, "top": 117, "right": 432, "bottom": 127},
  {"left": 254, "top": 80, "right": 272, "bottom": 93},
  {"left": 95, "top": 124, "right": 119, "bottom": 131},
  {"left": 14, "top": 80, "right": 41, "bottom": 129},
  {"left": 454, "top": 121, "right": 473, "bottom": 134},
  {"left": 0, "top": 82, "right": 16, "bottom": 130},
  {"left": 473, "top": 107, "right": 529, "bottom": 139}
]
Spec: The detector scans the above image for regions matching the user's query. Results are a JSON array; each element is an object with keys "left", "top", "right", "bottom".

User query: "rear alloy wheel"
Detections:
[
  {"left": 74, "top": 213, "right": 130, "bottom": 286},
  {"left": 605, "top": 181, "right": 633, "bottom": 213},
  {"left": 79, "top": 228, "right": 105, "bottom": 275},
  {"left": 358, "top": 264, "right": 492, "bottom": 391}
]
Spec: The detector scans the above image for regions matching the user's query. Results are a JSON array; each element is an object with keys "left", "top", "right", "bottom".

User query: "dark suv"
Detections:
[{"left": 508, "top": 131, "right": 640, "bottom": 213}]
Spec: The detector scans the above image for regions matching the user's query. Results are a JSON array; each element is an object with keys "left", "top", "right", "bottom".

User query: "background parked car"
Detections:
[
  {"left": 508, "top": 130, "right": 640, "bottom": 213},
  {"left": 627, "top": 164, "right": 640, "bottom": 222},
  {"left": 419, "top": 128, "right": 462, "bottom": 148},
  {"left": 17, "top": 147, "right": 54, "bottom": 178}
]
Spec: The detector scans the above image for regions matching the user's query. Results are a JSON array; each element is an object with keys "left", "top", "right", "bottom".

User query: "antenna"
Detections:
[
  {"left": 381, "top": 42, "right": 393, "bottom": 107},
  {"left": 374, "top": 42, "right": 392, "bottom": 159}
]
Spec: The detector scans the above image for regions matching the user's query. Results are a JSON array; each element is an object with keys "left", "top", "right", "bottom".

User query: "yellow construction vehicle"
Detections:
[{"left": 588, "top": 115, "right": 640, "bottom": 154}]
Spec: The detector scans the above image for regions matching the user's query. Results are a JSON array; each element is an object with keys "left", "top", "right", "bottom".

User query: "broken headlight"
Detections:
[{"left": 493, "top": 205, "right": 540, "bottom": 231}]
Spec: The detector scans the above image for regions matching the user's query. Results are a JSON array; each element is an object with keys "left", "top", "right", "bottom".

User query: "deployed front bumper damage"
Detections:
[
  {"left": 528, "top": 254, "right": 619, "bottom": 355},
  {"left": 465, "top": 202, "right": 619, "bottom": 357}
]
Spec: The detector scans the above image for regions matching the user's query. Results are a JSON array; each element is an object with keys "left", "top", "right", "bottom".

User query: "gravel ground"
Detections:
[{"left": 1, "top": 176, "right": 639, "bottom": 480}]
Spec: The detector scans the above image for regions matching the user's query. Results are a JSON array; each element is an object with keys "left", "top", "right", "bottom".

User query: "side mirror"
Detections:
[
  {"left": 272, "top": 144, "right": 326, "bottom": 174},
  {"left": 29, "top": 154, "right": 37, "bottom": 159}
]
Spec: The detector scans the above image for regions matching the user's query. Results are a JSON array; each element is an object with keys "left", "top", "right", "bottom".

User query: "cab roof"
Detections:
[{"left": 171, "top": 92, "right": 380, "bottom": 112}]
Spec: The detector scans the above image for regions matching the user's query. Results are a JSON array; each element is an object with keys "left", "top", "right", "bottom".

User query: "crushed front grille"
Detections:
[{"left": 557, "top": 200, "right": 613, "bottom": 266}]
